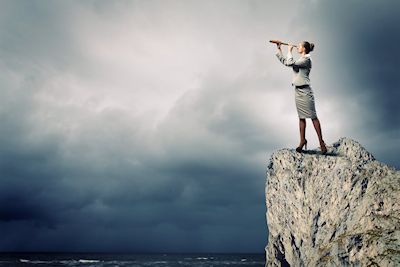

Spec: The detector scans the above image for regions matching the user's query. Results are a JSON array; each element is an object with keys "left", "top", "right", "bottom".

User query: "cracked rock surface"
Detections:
[{"left": 265, "top": 137, "right": 400, "bottom": 266}]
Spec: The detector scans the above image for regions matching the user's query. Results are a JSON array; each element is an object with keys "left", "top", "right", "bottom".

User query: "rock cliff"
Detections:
[{"left": 265, "top": 137, "right": 400, "bottom": 266}]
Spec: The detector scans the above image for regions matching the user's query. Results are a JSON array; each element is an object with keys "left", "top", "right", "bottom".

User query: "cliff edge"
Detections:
[{"left": 265, "top": 137, "right": 400, "bottom": 266}]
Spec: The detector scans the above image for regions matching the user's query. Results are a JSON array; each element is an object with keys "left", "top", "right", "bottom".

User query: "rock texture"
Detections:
[{"left": 265, "top": 137, "right": 400, "bottom": 266}]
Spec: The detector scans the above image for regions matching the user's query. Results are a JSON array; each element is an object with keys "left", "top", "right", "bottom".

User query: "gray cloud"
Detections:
[{"left": 0, "top": 0, "right": 398, "bottom": 253}]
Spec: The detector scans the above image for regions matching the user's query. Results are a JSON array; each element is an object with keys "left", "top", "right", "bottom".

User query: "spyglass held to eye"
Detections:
[{"left": 269, "top": 40, "right": 298, "bottom": 47}]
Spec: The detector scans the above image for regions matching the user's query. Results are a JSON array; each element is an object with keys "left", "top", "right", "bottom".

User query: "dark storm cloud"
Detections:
[
  {"left": 291, "top": 0, "right": 400, "bottom": 167},
  {"left": 301, "top": 0, "right": 400, "bottom": 124},
  {"left": 0, "top": 0, "right": 398, "bottom": 254},
  {"left": 0, "top": 55, "right": 270, "bottom": 252}
]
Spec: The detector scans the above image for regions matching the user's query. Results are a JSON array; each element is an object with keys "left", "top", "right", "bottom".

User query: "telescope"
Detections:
[{"left": 269, "top": 40, "right": 297, "bottom": 47}]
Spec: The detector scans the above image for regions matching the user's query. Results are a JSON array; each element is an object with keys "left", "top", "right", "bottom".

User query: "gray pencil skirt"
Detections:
[{"left": 294, "top": 86, "right": 318, "bottom": 119}]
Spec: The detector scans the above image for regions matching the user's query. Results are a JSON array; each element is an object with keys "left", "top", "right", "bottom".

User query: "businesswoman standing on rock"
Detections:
[{"left": 275, "top": 41, "right": 327, "bottom": 154}]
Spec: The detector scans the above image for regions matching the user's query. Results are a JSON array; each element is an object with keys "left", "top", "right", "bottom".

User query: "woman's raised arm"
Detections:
[{"left": 275, "top": 51, "right": 310, "bottom": 68}]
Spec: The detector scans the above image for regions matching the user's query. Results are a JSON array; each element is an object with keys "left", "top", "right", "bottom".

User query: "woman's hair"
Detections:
[{"left": 302, "top": 41, "right": 315, "bottom": 53}]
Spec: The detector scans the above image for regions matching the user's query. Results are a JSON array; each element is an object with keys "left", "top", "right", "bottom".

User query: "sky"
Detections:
[{"left": 0, "top": 0, "right": 399, "bottom": 253}]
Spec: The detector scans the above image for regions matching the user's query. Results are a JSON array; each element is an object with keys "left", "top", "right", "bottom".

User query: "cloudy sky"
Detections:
[{"left": 0, "top": 0, "right": 399, "bottom": 253}]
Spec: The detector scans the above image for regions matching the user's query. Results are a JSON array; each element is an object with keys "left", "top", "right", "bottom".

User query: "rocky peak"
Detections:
[{"left": 265, "top": 137, "right": 399, "bottom": 266}]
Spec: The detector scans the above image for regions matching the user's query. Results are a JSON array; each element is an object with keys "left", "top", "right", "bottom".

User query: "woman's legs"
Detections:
[
  {"left": 299, "top": 118, "right": 306, "bottom": 146},
  {"left": 312, "top": 117, "right": 327, "bottom": 153},
  {"left": 311, "top": 117, "right": 323, "bottom": 144}
]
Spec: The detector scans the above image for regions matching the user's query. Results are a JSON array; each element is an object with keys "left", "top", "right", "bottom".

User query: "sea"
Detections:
[{"left": 0, "top": 253, "right": 266, "bottom": 267}]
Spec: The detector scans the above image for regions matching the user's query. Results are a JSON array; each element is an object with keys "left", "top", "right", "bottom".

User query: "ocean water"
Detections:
[{"left": 0, "top": 253, "right": 266, "bottom": 267}]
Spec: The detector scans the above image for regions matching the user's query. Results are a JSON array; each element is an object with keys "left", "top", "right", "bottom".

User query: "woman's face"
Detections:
[{"left": 297, "top": 43, "right": 305, "bottom": 53}]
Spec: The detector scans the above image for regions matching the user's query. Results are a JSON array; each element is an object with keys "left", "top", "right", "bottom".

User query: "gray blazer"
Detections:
[{"left": 275, "top": 51, "right": 312, "bottom": 87}]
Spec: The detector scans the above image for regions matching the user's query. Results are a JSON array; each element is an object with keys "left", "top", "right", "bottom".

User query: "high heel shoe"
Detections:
[
  {"left": 296, "top": 139, "right": 307, "bottom": 153},
  {"left": 320, "top": 140, "right": 327, "bottom": 155}
]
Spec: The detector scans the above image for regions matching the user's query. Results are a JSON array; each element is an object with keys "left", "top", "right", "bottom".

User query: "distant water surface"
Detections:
[{"left": 0, "top": 253, "right": 265, "bottom": 267}]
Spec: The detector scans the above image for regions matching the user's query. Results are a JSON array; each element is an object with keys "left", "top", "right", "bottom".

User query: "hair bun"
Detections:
[{"left": 310, "top": 43, "right": 315, "bottom": 52}]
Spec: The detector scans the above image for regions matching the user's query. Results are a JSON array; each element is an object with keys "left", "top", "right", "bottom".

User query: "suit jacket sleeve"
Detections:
[{"left": 275, "top": 51, "right": 310, "bottom": 68}]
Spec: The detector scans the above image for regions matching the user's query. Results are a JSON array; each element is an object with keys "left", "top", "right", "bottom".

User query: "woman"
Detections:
[{"left": 275, "top": 41, "right": 327, "bottom": 154}]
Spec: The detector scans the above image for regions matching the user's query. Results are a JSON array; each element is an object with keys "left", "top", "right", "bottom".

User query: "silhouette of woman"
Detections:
[{"left": 275, "top": 41, "right": 327, "bottom": 154}]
